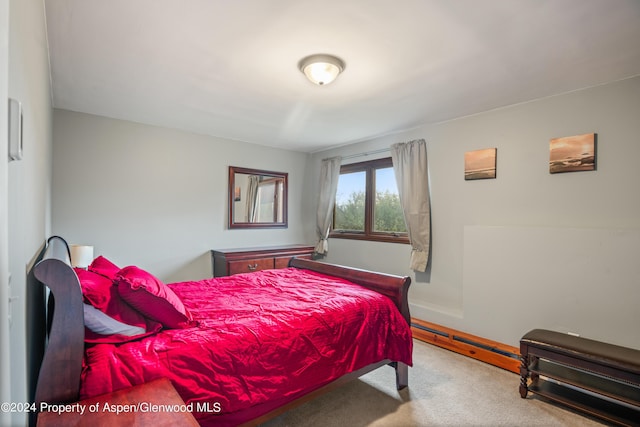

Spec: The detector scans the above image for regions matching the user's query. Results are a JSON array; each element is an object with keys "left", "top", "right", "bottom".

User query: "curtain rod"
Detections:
[{"left": 324, "top": 147, "right": 390, "bottom": 161}]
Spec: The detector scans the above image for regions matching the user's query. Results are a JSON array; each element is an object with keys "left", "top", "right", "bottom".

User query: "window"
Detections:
[
  {"left": 331, "top": 157, "right": 409, "bottom": 243},
  {"left": 255, "top": 178, "right": 284, "bottom": 222}
]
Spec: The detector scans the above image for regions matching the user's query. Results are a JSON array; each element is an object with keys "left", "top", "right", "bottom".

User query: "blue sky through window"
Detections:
[
  {"left": 335, "top": 167, "right": 398, "bottom": 205},
  {"left": 335, "top": 171, "right": 364, "bottom": 205},
  {"left": 376, "top": 167, "right": 398, "bottom": 194}
]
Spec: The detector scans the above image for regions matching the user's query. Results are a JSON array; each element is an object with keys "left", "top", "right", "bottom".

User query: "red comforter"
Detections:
[{"left": 80, "top": 268, "right": 413, "bottom": 425}]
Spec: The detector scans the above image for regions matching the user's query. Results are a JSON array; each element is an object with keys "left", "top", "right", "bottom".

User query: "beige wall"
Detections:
[
  {"left": 52, "top": 110, "right": 311, "bottom": 282},
  {"left": 308, "top": 76, "right": 640, "bottom": 349},
  {"left": 5, "top": 0, "right": 53, "bottom": 425},
  {"left": 53, "top": 78, "right": 640, "bottom": 351},
  {"left": 0, "top": 0, "right": 11, "bottom": 424}
]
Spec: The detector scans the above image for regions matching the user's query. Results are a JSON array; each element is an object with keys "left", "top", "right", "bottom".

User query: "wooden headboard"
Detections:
[{"left": 31, "top": 236, "right": 84, "bottom": 407}]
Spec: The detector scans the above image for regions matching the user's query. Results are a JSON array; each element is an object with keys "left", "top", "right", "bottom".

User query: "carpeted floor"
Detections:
[{"left": 263, "top": 339, "right": 609, "bottom": 426}]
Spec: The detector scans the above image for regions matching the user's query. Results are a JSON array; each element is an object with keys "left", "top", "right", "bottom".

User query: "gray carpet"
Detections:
[{"left": 263, "top": 339, "right": 608, "bottom": 426}]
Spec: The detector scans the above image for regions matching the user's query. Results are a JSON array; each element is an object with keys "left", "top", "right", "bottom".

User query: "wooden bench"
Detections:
[
  {"left": 519, "top": 329, "right": 640, "bottom": 426},
  {"left": 37, "top": 378, "right": 199, "bottom": 427}
]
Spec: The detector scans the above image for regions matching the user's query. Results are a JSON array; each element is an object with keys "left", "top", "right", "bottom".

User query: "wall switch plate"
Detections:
[{"left": 8, "top": 98, "right": 23, "bottom": 161}]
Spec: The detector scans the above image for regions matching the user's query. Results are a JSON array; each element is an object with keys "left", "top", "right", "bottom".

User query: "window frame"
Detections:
[{"left": 330, "top": 157, "right": 410, "bottom": 244}]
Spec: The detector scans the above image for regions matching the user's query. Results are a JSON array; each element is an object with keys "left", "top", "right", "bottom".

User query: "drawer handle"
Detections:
[{"left": 247, "top": 263, "right": 258, "bottom": 271}]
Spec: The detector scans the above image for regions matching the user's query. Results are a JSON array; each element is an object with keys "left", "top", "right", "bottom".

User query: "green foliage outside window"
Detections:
[
  {"left": 335, "top": 191, "right": 365, "bottom": 231},
  {"left": 334, "top": 190, "right": 406, "bottom": 233},
  {"left": 374, "top": 190, "right": 406, "bottom": 233}
]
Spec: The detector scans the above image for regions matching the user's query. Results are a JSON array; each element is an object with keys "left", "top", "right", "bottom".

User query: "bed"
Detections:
[{"left": 30, "top": 236, "right": 413, "bottom": 426}]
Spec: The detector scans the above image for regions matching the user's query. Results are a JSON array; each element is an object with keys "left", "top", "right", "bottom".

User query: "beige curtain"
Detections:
[
  {"left": 391, "top": 139, "right": 430, "bottom": 271},
  {"left": 315, "top": 156, "right": 342, "bottom": 256}
]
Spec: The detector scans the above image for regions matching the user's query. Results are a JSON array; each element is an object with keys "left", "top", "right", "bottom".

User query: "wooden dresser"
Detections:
[{"left": 211, "top": 244, "right": 315, "bottom": 277}]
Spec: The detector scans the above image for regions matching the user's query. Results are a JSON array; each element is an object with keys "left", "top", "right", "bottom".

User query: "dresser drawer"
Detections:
[{"left": 228, "top": 258, "right": 274, "bottom": 275}]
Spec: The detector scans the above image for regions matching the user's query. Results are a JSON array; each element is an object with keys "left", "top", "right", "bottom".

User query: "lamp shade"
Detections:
[
  {"left": 70, "top": 244, "right": 94, "bottom": 268},
  {"left": 299, "top": 54, "right": 345, "bottom": 85}
]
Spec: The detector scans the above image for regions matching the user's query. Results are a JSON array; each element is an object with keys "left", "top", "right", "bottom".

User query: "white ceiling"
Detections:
[{"left": 44, "top": 0, "right": 640, "bottom": 153}]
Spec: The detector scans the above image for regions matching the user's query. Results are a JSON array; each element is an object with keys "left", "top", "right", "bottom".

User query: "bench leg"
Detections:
[{"left": 519, "top": 354, "right": 529, "bottom": 398}]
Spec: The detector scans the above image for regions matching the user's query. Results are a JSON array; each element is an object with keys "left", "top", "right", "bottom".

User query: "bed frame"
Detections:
[{"left": 30, "top": 236, "right": 412, "bottom": 426}]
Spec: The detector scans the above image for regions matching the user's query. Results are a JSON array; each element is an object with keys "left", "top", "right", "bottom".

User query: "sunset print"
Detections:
[
  {"left": 465, "top": 148, "right": 497, "bottom": 180},
  {"left": 549, "top": 133, "right": 596, "bottom": 174}
]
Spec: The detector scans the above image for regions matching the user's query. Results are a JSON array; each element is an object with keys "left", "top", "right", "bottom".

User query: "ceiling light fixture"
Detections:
[{"left": 298, "top": 54, "right": 345, "bottom": 86}]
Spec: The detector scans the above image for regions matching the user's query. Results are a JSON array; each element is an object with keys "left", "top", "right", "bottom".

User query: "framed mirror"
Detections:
[{"left": 228, "top": 166, "right": 288, "bottom": 229}]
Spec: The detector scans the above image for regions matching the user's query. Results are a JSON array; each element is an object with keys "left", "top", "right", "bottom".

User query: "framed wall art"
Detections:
[
  {"left": 465, "top": 148, "right": 497, "bottom": 180},
  {"left": 549, "top": 133, "right": 597, "bottom": 174}
]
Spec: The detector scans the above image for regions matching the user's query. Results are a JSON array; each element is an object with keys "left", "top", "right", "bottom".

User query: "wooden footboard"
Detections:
[
  {"left": 288, "top": 257, "right": 411, "bottom": 325},
  {"left": 288, "top": 257, "right": 412, "bottom": 390},
  {"left": 240, "top": 258, "right": 412, "bottom": 426}
]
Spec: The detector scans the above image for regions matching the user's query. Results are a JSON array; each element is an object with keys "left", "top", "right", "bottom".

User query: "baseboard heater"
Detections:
[{"left": 411, "top": 318, "right": 521, "bottom": 374}]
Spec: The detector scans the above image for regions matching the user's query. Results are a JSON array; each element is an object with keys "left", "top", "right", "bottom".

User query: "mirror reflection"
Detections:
[{"left": 229, "top": 166, "right": 288, "bottom": 229}]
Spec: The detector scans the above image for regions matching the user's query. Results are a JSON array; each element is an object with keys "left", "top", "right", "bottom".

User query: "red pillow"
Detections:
[
  {"left": 88, "top": 255, "right": 121, "bottom": 280},
  {"left": 75, "top": 268, "right": 162, "bottom": 343},
  {"left": 115, "top": 266, "right": 195, "bottom": 329}
]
